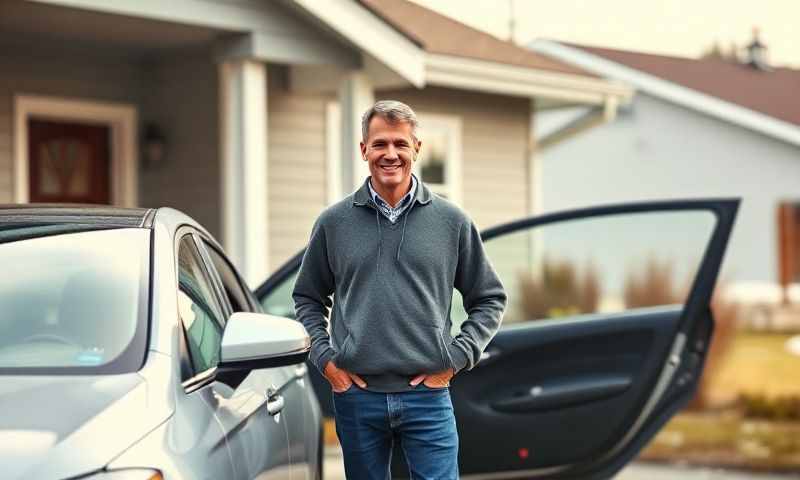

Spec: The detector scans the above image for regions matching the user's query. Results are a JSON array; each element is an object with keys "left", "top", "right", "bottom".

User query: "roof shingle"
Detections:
[
  {"left": 359, "top": 0, "right": 593, "bottom": 77},
  {"left": 574, "top": 44, "right": 800, "bottom": 126}
]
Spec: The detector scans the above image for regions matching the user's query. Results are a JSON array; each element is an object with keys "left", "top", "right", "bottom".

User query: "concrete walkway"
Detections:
[{"left": 324, "top": 445, "right": 800, "bottom": 479}]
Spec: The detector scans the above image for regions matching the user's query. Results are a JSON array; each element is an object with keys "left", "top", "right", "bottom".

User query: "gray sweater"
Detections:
[{"left": 292, "top": 177, "right": 507, "bottom": 392}]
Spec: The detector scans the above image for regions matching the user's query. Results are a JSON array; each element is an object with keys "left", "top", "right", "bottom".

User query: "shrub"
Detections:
[
  {"left": 517, "top": 258, "right": 600, "bottom": 320},
  {"left": 739, "top": 393, "right": 800, "bottom": 420}
]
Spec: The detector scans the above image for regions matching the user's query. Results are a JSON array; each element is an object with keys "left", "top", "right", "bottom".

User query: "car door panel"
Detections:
[
  {"left": 193, "top": 236, "right": 294, "bottom": 479},
  {"left": 256, "top": 199, "right": 738, "bottom": 479}
]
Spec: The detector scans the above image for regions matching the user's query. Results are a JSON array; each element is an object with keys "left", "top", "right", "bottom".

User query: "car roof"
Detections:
[{"left": 0, "top": 204, "right": 155, "bottom": 228}]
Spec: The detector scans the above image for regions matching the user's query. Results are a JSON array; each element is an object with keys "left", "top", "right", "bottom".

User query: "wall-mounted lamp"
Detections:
[{"left": 142, "top": 124, "right": 167, "bottom": 170}]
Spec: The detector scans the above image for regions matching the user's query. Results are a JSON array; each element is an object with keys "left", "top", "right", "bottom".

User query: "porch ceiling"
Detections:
[{"left": 0, "top": 0, "right": 228, "bottom": 56}]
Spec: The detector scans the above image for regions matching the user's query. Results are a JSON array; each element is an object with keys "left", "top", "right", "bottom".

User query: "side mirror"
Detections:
[{"left": 217, "top": 312, "right": 310, "bottom": 388}]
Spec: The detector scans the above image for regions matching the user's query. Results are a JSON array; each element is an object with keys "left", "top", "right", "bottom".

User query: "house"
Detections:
[
  {"left": 529, "top": 38, "right": 800, "bottom": 304},
  {"left": 0, "top": 0, "right": 629, "bottom": 285}
]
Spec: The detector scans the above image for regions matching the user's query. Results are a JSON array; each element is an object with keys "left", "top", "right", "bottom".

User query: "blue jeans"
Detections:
[{"left": 332, "top": 385, "right": 459, "bottom": 479}]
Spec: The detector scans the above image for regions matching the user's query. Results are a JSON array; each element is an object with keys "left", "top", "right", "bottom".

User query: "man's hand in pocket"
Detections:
[
  {"left": 410, "top": 368, "right": 454, "bottom": 388},
  {"left": 324, "top": 361, "right": 367, "bottom": 392}
]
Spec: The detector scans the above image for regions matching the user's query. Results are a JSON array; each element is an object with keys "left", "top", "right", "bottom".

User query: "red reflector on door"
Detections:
[{"left": 518, "top": 448, "right": 529, "bottom": 460}]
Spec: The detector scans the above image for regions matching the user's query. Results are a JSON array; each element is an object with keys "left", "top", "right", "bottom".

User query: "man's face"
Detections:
[{"left": 360, "top": 115, "right": 420, "bottom": 191}]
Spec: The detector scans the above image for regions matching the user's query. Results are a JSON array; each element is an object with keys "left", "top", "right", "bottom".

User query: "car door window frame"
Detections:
[
  {"left": 174, "top": 227, "right": 228, "bottom": 393},
  {"left": 196, "top": 236, "right": 260, "bottom": 314}
]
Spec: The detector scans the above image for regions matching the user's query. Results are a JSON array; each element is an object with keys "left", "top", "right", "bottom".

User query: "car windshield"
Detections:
[{"left": 0, "top": 227, "right": 150, "bottom": 374}]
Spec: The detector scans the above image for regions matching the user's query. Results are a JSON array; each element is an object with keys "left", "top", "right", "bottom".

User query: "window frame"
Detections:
[
  {"left": 174, "top": 228, "right": 227, "bottom": 391},
  {"left": 414, "top": 112, "right": 462, "bottom": 205},
  {"left": 197, "top": 236, "right": 260, "bottom": 315}
]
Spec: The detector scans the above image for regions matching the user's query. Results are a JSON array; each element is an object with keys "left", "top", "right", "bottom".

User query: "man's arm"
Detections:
[
  {"left": 292, "top": 218, "right": 336, "bottom": 374},
  {"left": 449, "top": 218, "right": 507, "bottom": 373}
]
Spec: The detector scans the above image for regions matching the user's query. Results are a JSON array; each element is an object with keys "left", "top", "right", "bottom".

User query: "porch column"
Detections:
[
  {"left": 219, "top": 60, "right": 269, "bottom": 285},
  {"left": 338, "top": 71, "right": 374, "bottom": 194}
]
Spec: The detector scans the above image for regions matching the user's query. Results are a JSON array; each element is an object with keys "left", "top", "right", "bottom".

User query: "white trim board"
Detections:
[
  {"left": 425, "top": 53, "right": 633, "bottom": 106},
  {"left": 13, "top": 94, "right": 138, "bottom": 206},
  {"left": 290, "top": 0, "right": 425, "bottom": 88},
  {"left": 530, "top": 40, "right": 800, "bottom": 148}
]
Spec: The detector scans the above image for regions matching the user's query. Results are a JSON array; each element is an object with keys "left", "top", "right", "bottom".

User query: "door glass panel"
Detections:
[
  {"left": 451, "top": 210, "right": 717, "bottom": 332},
  {"left": 177, "top": 236, "right": 225, "bottom": 374},
  {"left": 38, "top": 139, "right": 91, "bottom": 196}
]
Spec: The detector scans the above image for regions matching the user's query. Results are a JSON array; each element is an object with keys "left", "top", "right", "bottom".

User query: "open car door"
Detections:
[{"left": 256, "top": 199, "right": 739, "bottom": 479}]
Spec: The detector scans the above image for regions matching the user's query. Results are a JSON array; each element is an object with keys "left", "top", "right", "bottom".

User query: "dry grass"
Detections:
[
  {"left": 517, "top": 258, "right": 600, "bottom": 320},
  {"left": 706, "top": 332, "right": 800, "bottom": 403},
  {"left": 640, "top": 410, "right": 800, "bottom": 471}
]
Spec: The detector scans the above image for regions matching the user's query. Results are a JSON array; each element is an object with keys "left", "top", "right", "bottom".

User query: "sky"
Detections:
[{"left": 410, "top": 0, "right": 800, "bottom": 68}]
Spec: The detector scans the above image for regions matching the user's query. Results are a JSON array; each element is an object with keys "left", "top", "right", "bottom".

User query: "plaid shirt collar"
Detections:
[{"left": 368, "top": 174, "right": 418, "bottom": 224}]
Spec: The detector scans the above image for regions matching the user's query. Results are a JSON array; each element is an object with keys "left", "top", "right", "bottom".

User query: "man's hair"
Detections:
[{"left": 361, "top": 100, "right": 419, "bottom": 142}]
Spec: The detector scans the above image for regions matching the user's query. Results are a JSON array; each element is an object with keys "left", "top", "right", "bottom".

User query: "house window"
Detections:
[
  {"left": 415, "top": 113, "right": 461, "bottom": 204},
  {"left": 778, "top": 202, "right": 800, "bottom": 286}
]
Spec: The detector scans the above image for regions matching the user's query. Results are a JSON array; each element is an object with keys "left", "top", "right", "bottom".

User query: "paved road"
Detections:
[{"left": 323, "top": 445, "right": 800, "bottom": 479}]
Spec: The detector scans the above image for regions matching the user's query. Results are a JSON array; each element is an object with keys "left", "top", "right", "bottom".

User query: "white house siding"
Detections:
[
  {"left": 267, "top": 67, "right": 332, "bottom": 270},
  {"left": 539, "top": 93, "right": 800, "bottom": 286},
  {"left": 377, "top": 87, "right": 531, "bottom": 230},
  {"left": 0, "top": 44, "right": 145, "bottom": 203},
  {"left": 139, "top": 54, "right": 221, "bottom": 238}
]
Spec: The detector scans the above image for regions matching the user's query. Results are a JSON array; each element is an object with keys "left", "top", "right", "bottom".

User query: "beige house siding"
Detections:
[
  {"left": 139, "top": 55, "right": 221, "bottom": 238},
  {"left": 267, "top": 67, "right": 333, "bottom": 270},
  {"left": 0, "top": 46, "right": 145, "bottom": 204},
  {"left": 377, "top": 87, "right": 531, "bottom": 230}
]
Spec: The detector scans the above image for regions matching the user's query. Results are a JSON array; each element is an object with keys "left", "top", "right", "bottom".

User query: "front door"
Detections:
[
  {"left": 256, "top": 199, "right": 739, "bottom": 479},
  {"left": 28, "top": 119, "right": 110, "bottom": 204}
]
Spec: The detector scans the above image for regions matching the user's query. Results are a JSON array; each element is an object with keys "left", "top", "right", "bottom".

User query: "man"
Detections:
[{"left": 293, "top": 100, "right": 506, "bottom": 479}]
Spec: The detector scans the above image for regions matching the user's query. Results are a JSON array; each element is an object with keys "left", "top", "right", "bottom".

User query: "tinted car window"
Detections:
[
  {"left": 202, "top": 241, "right": 255, "bottom": 314},
  {"left": 177, "top": 236, "right": 225, "bottom": 374},
  {"left": 0, "top": 228, "right": 149, "bottom": 373}
]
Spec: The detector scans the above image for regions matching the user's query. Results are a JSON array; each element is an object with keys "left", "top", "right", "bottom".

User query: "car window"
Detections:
[
  {"left": 260, "top": 272, "right": 298, "bottom": 319},
  {"left": 450, "top": 210, "right": 716, "bottom": 334},
  {"left": 201, "top": 240, "right": 258, "bottom": 313},
  {"left": 0, "top": 228, "right": 149, "bottom": 373},
  {"left": 177, "top": 235, "right": 225, "bottom": 375}
]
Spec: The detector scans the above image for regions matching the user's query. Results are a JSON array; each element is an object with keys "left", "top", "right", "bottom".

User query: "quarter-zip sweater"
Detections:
[{"left": 292, "top": 177, "right": 507, "bottom": 392}]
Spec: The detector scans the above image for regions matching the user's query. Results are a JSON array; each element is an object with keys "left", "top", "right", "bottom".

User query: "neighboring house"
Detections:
[
  {"left": 529, "top": 38, "right": 800, "bottom": 303},
  {"left": 0, "top": 0, "right": 629, "bottom": 285}
]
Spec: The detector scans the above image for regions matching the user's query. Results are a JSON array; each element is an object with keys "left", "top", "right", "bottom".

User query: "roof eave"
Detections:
[
  {"left": 290, "top": 0, "right": 426, "bottom": 88},
  {"left": 530, "top": 39, "right": 800, "bottom": 148},
  {"left": 425, "top": 53, "right": 633, "bottom": 106}
]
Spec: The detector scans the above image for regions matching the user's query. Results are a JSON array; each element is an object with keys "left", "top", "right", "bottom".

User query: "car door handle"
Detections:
[
  {"left": 490, "top": 375, "right": 631, "bottom": 413},
  {"left": 267, "top": 394, "right": 285, "bottom": 416}
]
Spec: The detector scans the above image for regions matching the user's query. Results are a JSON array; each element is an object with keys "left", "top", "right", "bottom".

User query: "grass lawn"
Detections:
[
  {"left": 706, "top": 331, "right": 800, "bottom": 403},
  {"left": 640, "top": 331, "right": 800, "bottom": 471}
]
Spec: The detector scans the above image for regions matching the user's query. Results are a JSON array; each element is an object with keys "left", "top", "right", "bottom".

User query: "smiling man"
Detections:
[{"left": 293, "top": 100, "right": 507, "bottom": 479}]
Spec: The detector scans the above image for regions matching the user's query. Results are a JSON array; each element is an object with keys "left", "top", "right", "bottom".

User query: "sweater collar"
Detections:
[{"left": 353, "top": 174, "right": 432, "bottom": 207}]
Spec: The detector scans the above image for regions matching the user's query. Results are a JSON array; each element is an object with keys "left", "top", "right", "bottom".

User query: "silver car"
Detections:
[
  {"left": 0, "top": 205, "right": 322, "bottom": 480},
  {"left": 2, "top": 199, "right": 740, "bottom": 480}
]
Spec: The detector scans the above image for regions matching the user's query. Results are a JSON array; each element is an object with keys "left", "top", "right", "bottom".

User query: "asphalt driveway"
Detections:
[{"left": 323, "top": 445, "right": 800, "bottom": 479}]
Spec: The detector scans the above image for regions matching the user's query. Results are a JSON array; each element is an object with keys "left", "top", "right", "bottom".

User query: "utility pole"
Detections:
[{"left": 508, "top": 0, "right": 516, "bottom": 44}]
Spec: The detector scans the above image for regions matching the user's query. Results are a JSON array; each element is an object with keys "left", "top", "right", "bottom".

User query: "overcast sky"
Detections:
[{"left": 410, "top": 0, "right": 800, "bottom": 68}]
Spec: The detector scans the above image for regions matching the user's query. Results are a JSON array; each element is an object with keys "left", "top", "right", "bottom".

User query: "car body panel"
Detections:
[{"left": 0, "top": 205, "right": 321, "bottom": 480}]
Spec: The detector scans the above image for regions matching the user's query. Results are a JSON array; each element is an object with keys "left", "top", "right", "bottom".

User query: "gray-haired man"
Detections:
[{"left": 293, "top": 100, "right": 506, "bottom": 479}]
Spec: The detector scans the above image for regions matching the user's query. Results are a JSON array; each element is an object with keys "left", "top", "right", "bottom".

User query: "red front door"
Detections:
[{"left": 28, "top": 119, "right": 111, "bottom": 204}]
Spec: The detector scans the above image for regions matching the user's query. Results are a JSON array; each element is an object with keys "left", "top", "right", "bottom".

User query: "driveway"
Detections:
[{"left": 323, "top": 445, "right": 800, "bottom": 479}]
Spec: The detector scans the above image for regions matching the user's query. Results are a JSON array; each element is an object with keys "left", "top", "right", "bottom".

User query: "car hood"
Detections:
[{"left": 0, "top": 372, "right": 170, "bottom": 479}]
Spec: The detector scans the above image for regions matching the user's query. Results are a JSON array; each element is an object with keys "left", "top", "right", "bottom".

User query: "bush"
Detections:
[
  {"left": 517, "top": 258, "right": 600, "bottom": 320},
  {"left": 739, "top": 393, "right": 800, "bottom": 420}
]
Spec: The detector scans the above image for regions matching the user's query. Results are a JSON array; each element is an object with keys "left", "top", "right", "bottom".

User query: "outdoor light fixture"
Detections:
[{"left": 142, "top": 123, "right": 167, "bottom": 170}]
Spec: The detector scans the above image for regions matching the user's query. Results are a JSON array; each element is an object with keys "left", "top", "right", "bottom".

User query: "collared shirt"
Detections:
[{"left": 368, "top": 174, "right": 417, "bottom": 224}]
